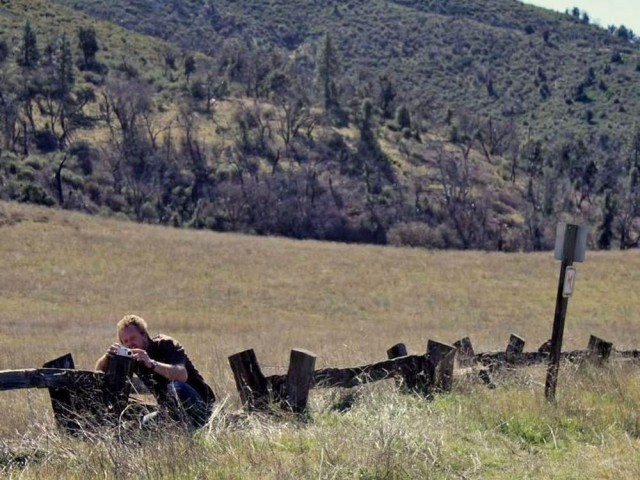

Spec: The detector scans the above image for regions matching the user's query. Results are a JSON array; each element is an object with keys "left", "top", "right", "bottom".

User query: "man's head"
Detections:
[{"left": 117, "top": 314, "right": 150, "bottom": 350}]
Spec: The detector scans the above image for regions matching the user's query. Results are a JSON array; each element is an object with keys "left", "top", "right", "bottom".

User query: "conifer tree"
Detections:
[
  {"left": 17, "top": 20, "right": 39, "bottom": 69},
  {"left": 78, "top": 27, "right": 99, "bottom": 70},
  {"left": 316, "top": 33, "right": 340, "bottom": 114}
]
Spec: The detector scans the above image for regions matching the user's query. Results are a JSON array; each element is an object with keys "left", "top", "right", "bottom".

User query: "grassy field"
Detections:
[{"left": 1, "top": 200, "right": 640, "bottom": 478}]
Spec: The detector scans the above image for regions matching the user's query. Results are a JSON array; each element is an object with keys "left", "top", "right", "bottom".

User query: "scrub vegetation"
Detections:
[{"left": 1, "top": 0, "right": 640, "bottom": 251}]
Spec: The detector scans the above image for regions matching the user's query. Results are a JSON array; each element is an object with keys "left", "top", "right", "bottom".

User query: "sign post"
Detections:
[{"left": 544, "top": 223, "right": 587, "bottom": 401}]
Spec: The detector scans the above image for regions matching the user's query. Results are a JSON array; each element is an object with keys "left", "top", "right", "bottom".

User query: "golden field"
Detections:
[{"left": 1, "top": 200, "right": 640, "bottom": 478}]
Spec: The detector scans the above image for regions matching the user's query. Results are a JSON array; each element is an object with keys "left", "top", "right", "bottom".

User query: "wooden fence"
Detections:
[
  {"left": 227, "top": 333, "right": 623, "bottom": 413},
  {"left": 0, "top": 333, "right": 635, "bottom": 432}
]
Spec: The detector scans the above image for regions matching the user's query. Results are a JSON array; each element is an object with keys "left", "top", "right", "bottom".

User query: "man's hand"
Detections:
[{"left": 129, "top": 348, "right": 154, "bottom": 369}]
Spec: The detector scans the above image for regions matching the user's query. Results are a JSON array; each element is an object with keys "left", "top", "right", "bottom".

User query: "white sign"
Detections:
[{"left": 563, "top": 267, "right": 577, "bottom": 297}]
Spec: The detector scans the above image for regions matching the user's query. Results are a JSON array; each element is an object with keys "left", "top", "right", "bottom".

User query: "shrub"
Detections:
[
  {"left": 69, "top": 141, "right": 95, "bottom": 175},
  {"left": 85, "top": 181, "right": 103, "bottom": 204},
  {"left": 387, "top": 222, "right": 442, "bottom": 248},
  {"left": 34, "top": 130, "right": 58, "bottom": 153},
  {"left": 139, "top": 202, "right": 159, "bottom": 223},
  {"left": 20, "top": 184, "right": 55, "bottom": 206},
  {"left": 61, "top": 169, "right": 85, "bottom": 190},
  {"left": 105, "top": 192, "right": 127, "bottom": 212}
]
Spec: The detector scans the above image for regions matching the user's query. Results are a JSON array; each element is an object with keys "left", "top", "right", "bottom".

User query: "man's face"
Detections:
[{"left": 119, "top": 325, "right": 149, "bottom": 350}]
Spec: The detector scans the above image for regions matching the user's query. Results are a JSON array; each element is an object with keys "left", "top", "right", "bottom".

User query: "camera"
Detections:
[{"left": 114, "top": 345, "right": 133, "bottom": 357}]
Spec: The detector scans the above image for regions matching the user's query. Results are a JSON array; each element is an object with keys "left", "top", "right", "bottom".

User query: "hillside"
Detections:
[
  {"left": 2, "top": 0, "right": 640, "bottom": 251},
  {"left": 53, "top": 0, "right": 640, "bottom": 137}
]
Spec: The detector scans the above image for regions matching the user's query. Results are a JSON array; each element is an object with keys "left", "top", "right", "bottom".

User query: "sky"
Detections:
[{"left": 522, "top": 1, "right": 640, "bottom": 35}]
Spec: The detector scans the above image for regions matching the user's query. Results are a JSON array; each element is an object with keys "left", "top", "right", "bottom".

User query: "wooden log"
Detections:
[
  {"left": 453, "top": 337, "right": 475, "bottom": 368},
  {"left": 228, "top": 349, "right": 270, "bottom": 410},
  {"left": 475, "top": 349, "right": 589, "bottom": 367},
  {"left": 284, "top": 349, "right": 316, "bottom": 413},
  {"left": 505, "top": 334, "right": 525, "bottom": 363},
  {"left": 583, "top": 335, "right": 613, "bottom": 366},
  {"left": 102, "top": 354, "right": 134, "bottom": 421},
  {"left": 387, "top": 343, "right": 408, "bottom": 358},
  {"left": 427, "top": 340, "right": 456, "bottom": 393},
  {"left": 313, "top": 354, "right": 428, "bottom": 389},
  {"left": 387, "top": 343, "right": 411, "bottom": 391},
  {"left": 0, "top": 368, "right": 100, "bottom": 391},
  {"left": 43, "top": 354, "right": 78, "bottom": 432}
]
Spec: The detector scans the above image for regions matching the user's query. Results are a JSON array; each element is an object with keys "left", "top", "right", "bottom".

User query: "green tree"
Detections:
[
  {"left": 0, "top": 38, "right": 8, "bottom": 64},
  {"left": 184, "top": 54, "right": 196, "bottom": 83},
  {"left": 77, "top": 27, "right": 99, "bottom": 70},
  {"left": 377, "top": 75, "right": 396, "bottom": 119},
  {"left": 316, "top": 33, "right": 344, "bottom": 124},
  {"left": 39, "top": 33, "right": 81, "bottom": 149},
  {"left": 17, "top": 20, "right": 39, "bottom": 69},
  {"left": 598, "top": 190, "right": 615, "bottom": 249}
]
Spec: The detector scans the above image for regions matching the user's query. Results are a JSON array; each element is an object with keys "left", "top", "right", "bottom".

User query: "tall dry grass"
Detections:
[{"left": 1, "top": 201, "right": 640, "bottom": 478}]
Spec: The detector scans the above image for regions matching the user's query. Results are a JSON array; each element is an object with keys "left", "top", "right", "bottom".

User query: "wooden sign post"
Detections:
[{"left": 545, "top": 223, "right": 587, "bottom": 401}]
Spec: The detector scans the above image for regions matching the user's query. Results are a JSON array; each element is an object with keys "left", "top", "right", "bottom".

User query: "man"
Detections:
[{"left": 95, "top": 314, "right": 215, "bottom": 429}]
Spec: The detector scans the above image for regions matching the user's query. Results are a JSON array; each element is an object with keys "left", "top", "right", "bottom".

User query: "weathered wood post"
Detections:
[
  {"left": 228, "top": 349, "right": 270, "bottom": 410},
  {"left": 43, "top": 353, "right": 78, "bottom": 432},
  {"left": 545, "top": 222, "right": 587, "bottom": 401},
  {"left": 453, "top": 337, "right": 495, "bottom": 388},
  {"left": 582, "top": 335, "right": 613, "bottom": 367},
  {"left": 387, "top": 343, "right": 412, "bottom": 391},
  {"left": 284, "top": 349, "right": 316, "bottom": 414},
  {"left": 102, "top": 354, "right": 134, "bottom": 422},
  {"left": 427, "top": 340, "right": 456, "bottom": 394},
  {"left": 453, "top": 337, "right": 475, "bottom": 368},
  {"left": 505, "top": 334, "right": 525, "bottom": 364}
]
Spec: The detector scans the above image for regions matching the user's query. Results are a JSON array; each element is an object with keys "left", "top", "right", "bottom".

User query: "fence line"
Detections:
[{"left": 0, "top": 333, "right": 630, "bottom": 431}]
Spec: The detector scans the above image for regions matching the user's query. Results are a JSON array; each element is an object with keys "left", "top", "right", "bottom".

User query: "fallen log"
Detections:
[
  {"left": 0, "top": 368, "right": 101, "bottom": 391},
  {"left": 312, "top": 354, "right": 429, "bottom": 389},
  {"left": 474, "top": 350, "right": 587, "bottom": 367}
]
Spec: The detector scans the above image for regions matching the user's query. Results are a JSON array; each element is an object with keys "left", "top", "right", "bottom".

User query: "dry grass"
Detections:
[{"left": 1, "top": 200, "right": 640, "bottom": 478}]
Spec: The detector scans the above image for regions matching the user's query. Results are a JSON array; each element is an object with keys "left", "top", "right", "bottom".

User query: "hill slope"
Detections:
[
  {"left": 2, "top": 0, "right": 640, "bottom": 251},
  {"left": 53, "top": 0, "right": 640, "bottom": 138}
]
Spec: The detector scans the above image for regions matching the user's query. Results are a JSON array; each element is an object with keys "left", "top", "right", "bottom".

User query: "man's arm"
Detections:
[
  {"left": 130, "top": 348, "right": 188, "bottom": 382},
  {"left": 152, "top": 361, "right": 188, "bottom": 383}
]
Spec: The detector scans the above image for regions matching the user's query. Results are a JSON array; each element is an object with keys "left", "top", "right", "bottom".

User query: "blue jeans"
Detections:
[{"left": 164, "top": 381, "right": 212, "bottom": 429}]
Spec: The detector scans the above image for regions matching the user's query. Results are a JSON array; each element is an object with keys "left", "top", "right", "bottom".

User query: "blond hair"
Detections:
[{"left": 116, "top": 314, "right": 150, "bottom": 341}]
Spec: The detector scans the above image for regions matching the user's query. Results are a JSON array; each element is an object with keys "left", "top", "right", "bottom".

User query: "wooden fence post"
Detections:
[
  {"left": 505, "top": 334, "right": 525, "bottom": 364},
  {"left": 43, "top": 353, "right": 78, "bottom": 432},
  {"left": 102, "top": 354, "right": 133, "bottom": 423},
  {"left": 42, "top": 354, "right": 109, "bottom": 432},
  {"left": 453, "top": 337, "right": 475, "bottom": 367},
  {"left": 387, "top": 343, "right": 412, "bottom": 391},
  {"left": 284, "top": 349, "right": 316, "bottom": 414},
  {"left": 387, "top": 343, "right": 408, "bottom": 358},
  {"left": 228, "top": 349, "right": 270, "bottom": 410},
  {"left": 427, "top": 340, "right": 456, "bottom": 394},
  {"left": 583, "top": 335, "right": 613, "bottom": 366}
]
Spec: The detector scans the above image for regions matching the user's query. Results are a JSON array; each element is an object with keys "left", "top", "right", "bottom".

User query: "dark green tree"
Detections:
[
  {"left": 316, "top": 33, "right": 343, "bottom": 123},
  {"left": 184, "top": 54, "right": 196, "bottom": 82},
  {"left": 17, "top": 20, "right": 39, "bottom": 69},
  {"left": 38, "top": 33, "right": 81, "bottom": 150},
  {"left": 377, "top": 75, "right": 396, "bottom": 119},
  {"left": 598, "top": 190, "right": 615, "bottom": 249},
  {"left": 0, "top": 38, "right": 8, "bottom": 64},
  {"left": 78, "top": 27, "right": 99, "bottom": 70}
]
